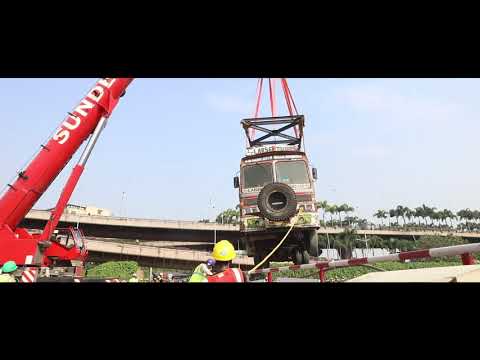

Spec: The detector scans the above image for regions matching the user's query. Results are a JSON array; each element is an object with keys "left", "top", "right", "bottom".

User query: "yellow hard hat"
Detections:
[{"left": 212, "top": 240, "right": 236, "bottom": 262}]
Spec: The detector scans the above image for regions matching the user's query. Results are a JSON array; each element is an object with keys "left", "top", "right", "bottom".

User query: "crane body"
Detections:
[{"left": 0, "top": 78, "right": 133, "bottom": 268}]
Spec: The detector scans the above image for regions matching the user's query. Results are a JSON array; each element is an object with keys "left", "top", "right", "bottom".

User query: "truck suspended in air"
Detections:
[{"left": 234, "top": 79, "right": 320, "bottom": 267}]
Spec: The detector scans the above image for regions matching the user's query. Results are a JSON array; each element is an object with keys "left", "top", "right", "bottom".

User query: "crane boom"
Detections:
[
  {"left": 0, "top": 78, "right": 133, "bottom": 230},
  {"left": 0, "top": 78, "right": 134, "bottom": 267}
]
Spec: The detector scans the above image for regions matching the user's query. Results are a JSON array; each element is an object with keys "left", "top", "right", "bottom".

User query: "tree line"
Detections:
[
  {"left": 205, "top": 200, "right": 480, "bottom": 233},
  {"left": 315, "top": 201, "right": 480, "bottom": 232},
  {"left": 373, "top": 204, "right": 480, "bottom": 231},
  {"left": 199, "top": 205, "right": 240, "bottom": 225},
  {"left": 315, "top": 201, "right": 370, "bottom": 228},
  {"left": 318, "top": 230, "right": 468, "bottom": 260}
]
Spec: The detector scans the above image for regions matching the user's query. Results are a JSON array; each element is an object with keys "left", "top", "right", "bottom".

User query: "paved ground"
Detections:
[{"left": 347, "top": 265, "right": 480, "bottom": 282}]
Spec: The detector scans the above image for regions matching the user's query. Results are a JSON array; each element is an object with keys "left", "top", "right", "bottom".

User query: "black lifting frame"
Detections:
[{"left": 241, "top": 115, "right": 305, "bottom": 149}]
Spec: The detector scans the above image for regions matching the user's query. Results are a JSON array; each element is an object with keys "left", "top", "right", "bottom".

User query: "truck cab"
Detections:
[{"left": 235, "top": 115, "right": 320, "bottom": 266}]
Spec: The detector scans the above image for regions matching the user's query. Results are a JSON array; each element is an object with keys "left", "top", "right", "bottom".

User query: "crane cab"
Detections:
[{"left": 44, "top": 227, "right": 88, "bottom": 267}]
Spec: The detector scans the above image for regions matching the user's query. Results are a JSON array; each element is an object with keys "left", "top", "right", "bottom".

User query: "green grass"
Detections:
[
  {"left": 269, "top": 259, "right": 464, "bottom": 282},
  {"left": 86, "top": 261, "right": 138, "bottom": 280}
]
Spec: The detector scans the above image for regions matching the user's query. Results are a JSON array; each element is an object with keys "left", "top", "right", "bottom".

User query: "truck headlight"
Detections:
[{"left": 298, "top": 204, "right": 315, "bottom": 212}]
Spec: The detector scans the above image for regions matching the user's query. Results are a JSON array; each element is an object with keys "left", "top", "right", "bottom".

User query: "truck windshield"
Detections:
[
  {"left": 275, "top": 161, "right": 310, "bottom": 185},
  {"left": 243, "top": 164, "right": 273, "bottom": 188}
]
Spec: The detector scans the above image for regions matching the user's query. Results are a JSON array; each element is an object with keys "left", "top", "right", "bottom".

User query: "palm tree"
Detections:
[
  {"left": 316, "top": 200, "right": 329, "bottom": 226},
  {"left": 368, "top": 236, "right": 386, "bottom": 250},
  {"left": 331, "top": 204, "right": 342, "bottom": 225},
  {"left": 374, "top": 210, "right": 387, "bottom": 227},
  {"left": 326, "top": 204, "right": 336, "bottom": 226},
  {"left": 415, "top": 206, "right": 425, "bottom": 226},
  {"left": 430, "top": 210, "right": 440, "bottom": 227},
  {"left": 396, "top": 205, "right": 407, "bottom": 226},
  {"left": 441, "top": 209, "right": 452, "bottom": 227},
  {"left": 448, "top": 210, "right": 457, "bottom": 228},
  {"left": 424, "top": 205, "right": 437, "bottom": 227},
  {"left": 335, "top": 229, "right": 356, "bottom": 259},
  {"left": 216, "top": 208, "right": 240, "bottom": 225},
  {"left": 343, "top": 204, "right": 355, "bottom": 217},
  {"left": 461, "top": 208, "right": 473, "bottom": 230},
  {"left": 389, "top": 209, "right": 398, "bottom": 226},
  {"left": 457, "top": 209, "right": 469, "bottom": 230},
  {"left": 357, "top": 218, "right": 368, "bottom": 230},
  {"left": 473, "top": 210, "right": 480, "bottom": 226},
  {"left": 345, "top": 216, "right": 357, "bottom": 228},
  {"left": 437, "top": 210, "right": 447, "bottom": 227},
  {"left": 405, "top": 207, "right": 415, "bottom": 226},
  {"left": 336, "top": 204, "right": 348, "bottom": 225},
  {"left": 341, "top": 204, "right": 355, "bottom": 227}
]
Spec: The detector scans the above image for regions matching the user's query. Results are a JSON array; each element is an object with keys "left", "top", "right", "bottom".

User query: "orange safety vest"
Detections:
[{"left": 207, "top": 268, "right": 245, "bottom": 283}]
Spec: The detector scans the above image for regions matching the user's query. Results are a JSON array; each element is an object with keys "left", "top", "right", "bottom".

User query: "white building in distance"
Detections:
[{"left": 56, "top": 204, "right": 112, "bottom": 217}]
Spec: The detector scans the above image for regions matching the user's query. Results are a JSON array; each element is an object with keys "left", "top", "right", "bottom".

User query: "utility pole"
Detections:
[
  {"left": 120, "top": 191, "right": 127, "bottom": 217},
  {"left": 210, "top": 197, "right": 216, "bottom": 245}
]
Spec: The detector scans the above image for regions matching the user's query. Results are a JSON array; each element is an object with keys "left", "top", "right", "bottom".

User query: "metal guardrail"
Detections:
[{"left": 249, "top": 242, "right": 480, "bottom": 282}]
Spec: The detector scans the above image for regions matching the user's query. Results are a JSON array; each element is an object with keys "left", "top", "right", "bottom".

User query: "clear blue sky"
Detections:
[{"left": 0, "top": 78, "right": 479, "bottom": 222}]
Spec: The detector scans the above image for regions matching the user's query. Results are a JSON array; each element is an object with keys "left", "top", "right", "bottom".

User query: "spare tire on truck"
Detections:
[{"left": 258, "top": 183, "right": 297, "bottom": 221}]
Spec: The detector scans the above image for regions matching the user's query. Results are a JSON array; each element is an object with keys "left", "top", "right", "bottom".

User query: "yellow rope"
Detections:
[{"left": 248, "top": 211, "right": 301, "bottom": 274}]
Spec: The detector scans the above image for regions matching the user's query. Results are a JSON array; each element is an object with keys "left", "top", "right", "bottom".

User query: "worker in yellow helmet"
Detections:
[{"left": 207, "top": 240, "right": 246, "bottom": 283}]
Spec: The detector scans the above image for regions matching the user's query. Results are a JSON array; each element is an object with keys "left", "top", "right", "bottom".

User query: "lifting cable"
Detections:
[
  {"left": 248, "top": 210, "right": 302, "bottom": 274},
  {"left": 250, "top": 78, "right": 301, "bottom": 143},
  {"left": 281, "top": 78, "right": 300, "bottom": 138}
]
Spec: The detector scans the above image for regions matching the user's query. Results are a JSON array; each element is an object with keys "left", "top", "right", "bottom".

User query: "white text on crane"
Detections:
[{"left": 52, "top": 78, "right": 116, "bottom": 145}]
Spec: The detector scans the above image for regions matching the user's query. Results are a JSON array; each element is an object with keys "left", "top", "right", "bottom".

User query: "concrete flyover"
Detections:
[
  {"left": 21, "top": 210, "right": 241, "bottom": 251},
  {"left": 23, "top": 210, "right": 480, "bottom": 244},
  {"left": 21, "top": 209, "right": 480, "bottom": 269},
  {"left": 86, "top": 238, "right": 254, "bottom": 271}
]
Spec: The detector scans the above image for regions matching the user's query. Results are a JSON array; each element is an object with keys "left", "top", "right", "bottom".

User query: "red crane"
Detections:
[{"left": 0, "top": 78, "right": 134, "bottom": 268}]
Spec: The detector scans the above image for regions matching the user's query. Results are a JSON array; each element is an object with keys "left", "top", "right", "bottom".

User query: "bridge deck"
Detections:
[
  {"left": 86, "top": 239, "right": 254, "bottom": 266},
  {"left": 25, "top": 209, "right": 480, "bottom": 239}
]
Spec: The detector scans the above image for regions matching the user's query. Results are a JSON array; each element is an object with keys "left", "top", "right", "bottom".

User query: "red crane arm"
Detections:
[{"left": 0, "top": 78, "right": 134, "bottom": 232}]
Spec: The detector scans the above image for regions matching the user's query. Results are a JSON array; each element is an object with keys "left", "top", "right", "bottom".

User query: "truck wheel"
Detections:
[
  {"left": 306, "top": 230, "right": 319, "bottom": 257},
  {"left": 293, "top": 248, "right": 303, "bottom": 265},
  {"left": 257, "top": 183, "right": 297, "bottom": 221},
  {"left": 302, "top": 250, "right": 310, "bottom": 264},
  {"left": 254, "top": 252, "right": 270, "bottom": 269}
]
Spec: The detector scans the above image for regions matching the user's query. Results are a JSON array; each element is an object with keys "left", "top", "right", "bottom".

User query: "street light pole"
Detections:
[
  {"left": 210, "top": 197, "right": 216, "bottom": 245},
  {"left": 120, "top": 192, "right": 126, "bottom": 217}
]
